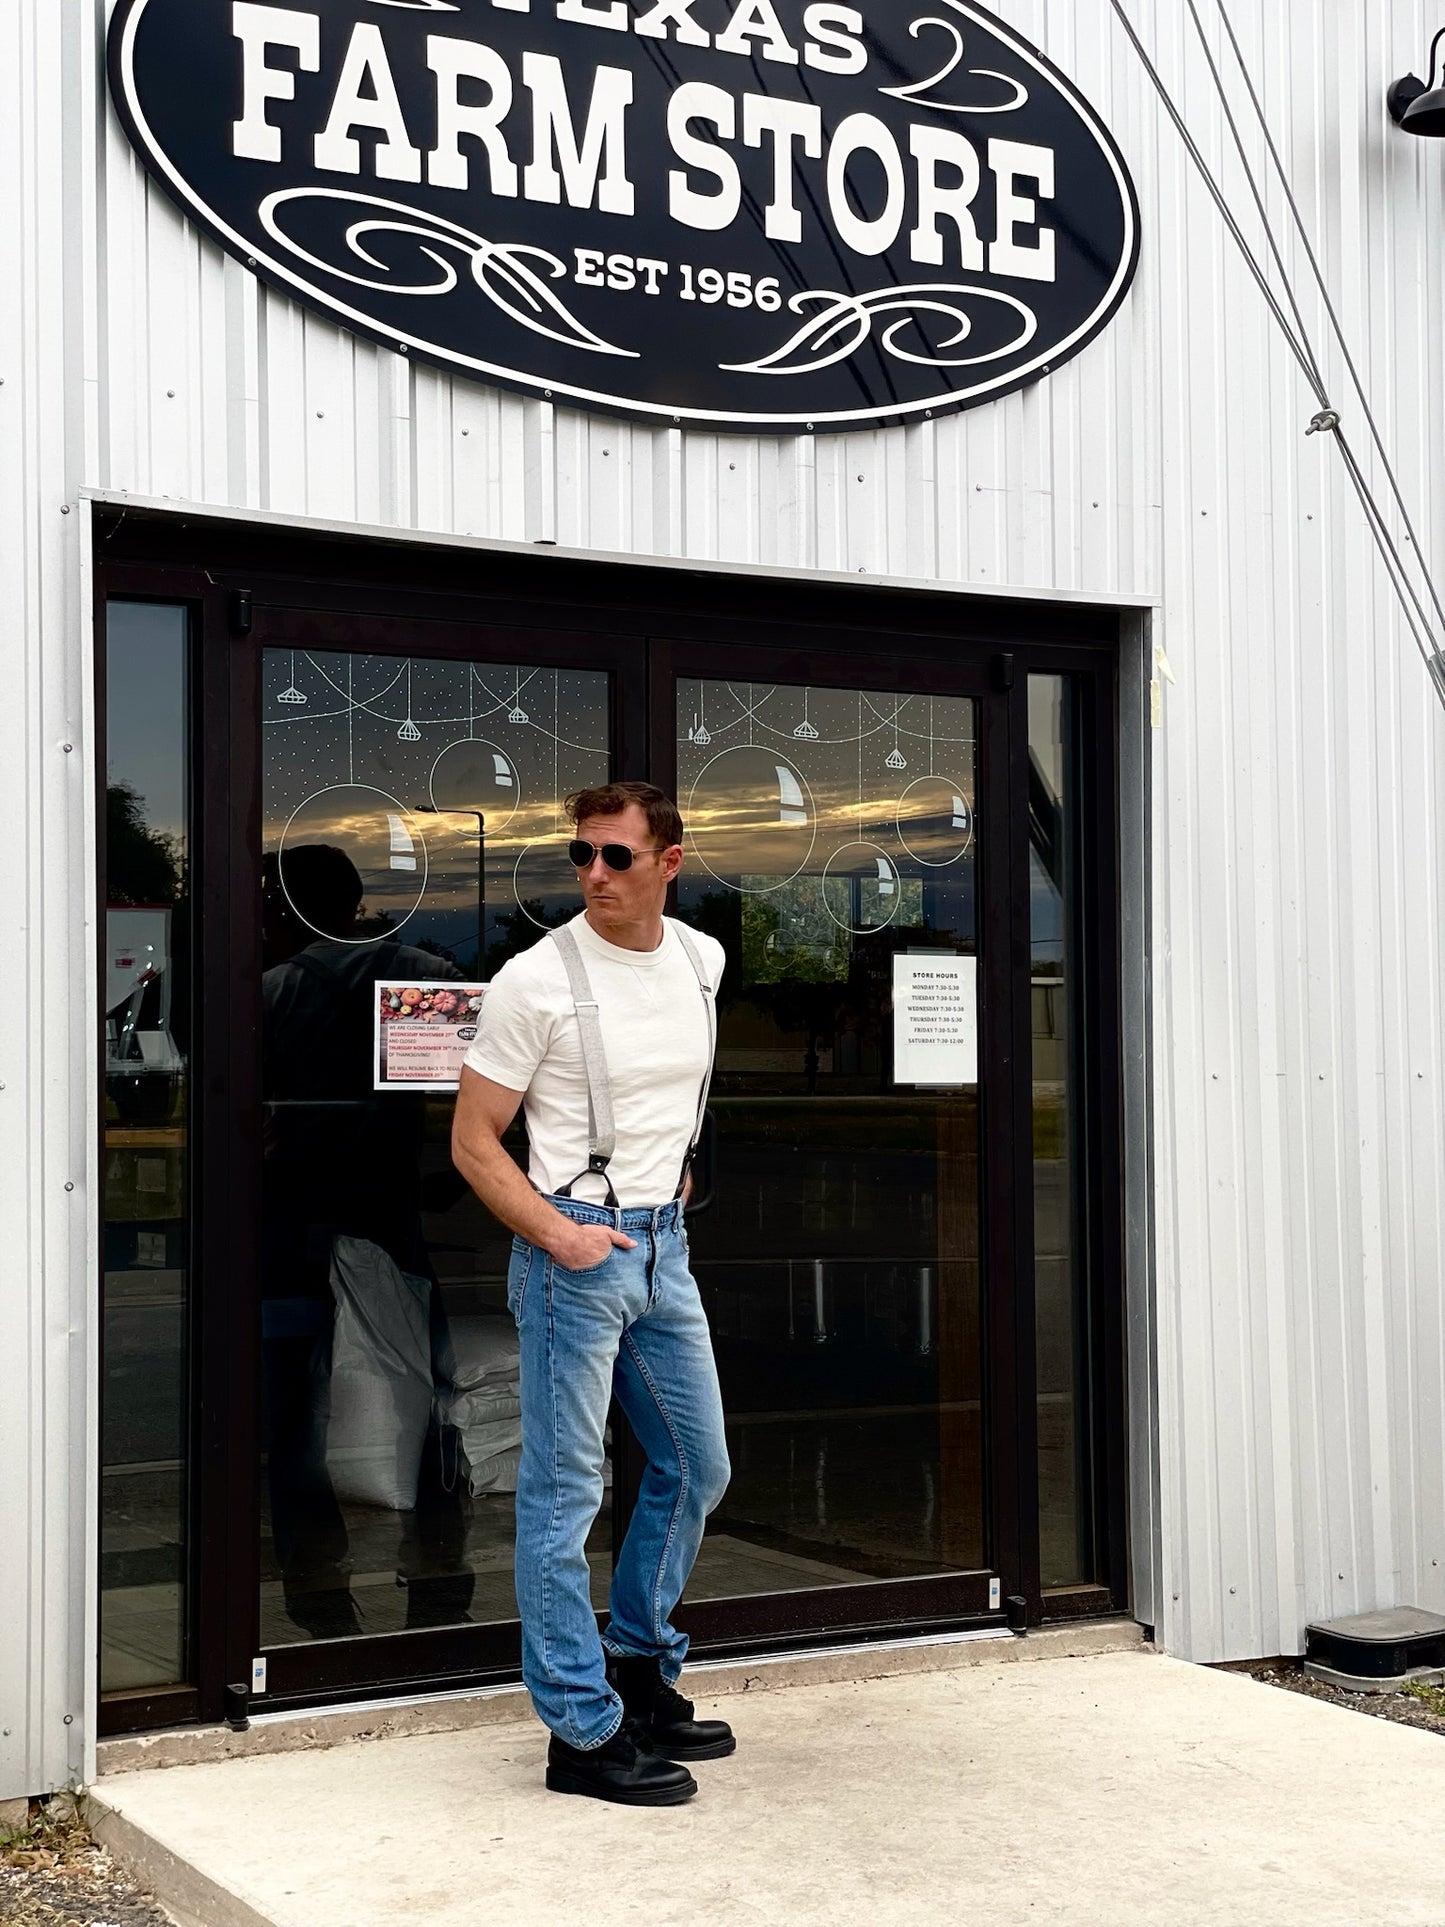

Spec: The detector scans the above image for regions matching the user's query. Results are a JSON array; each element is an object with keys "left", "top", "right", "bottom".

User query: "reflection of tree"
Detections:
[
  {"left": 354, "top": 906, "right": 398, "bottom": 941},
  {"left": 688, "top": 890, "right": 742, "bottom": 1011},
  {"left": 484, "top": 901, "right": 567, "bottom": 975},
  {"left": 107, "top": 782, "right": 184, "bottom": 904},
  {"left": 741, "top": 889, "right": 847, "bottom": 987}
]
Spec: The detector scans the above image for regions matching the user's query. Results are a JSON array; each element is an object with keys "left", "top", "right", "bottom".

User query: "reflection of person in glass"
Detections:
[{"left": 261, "top": 844, "right": 473, "bottom": 1640}]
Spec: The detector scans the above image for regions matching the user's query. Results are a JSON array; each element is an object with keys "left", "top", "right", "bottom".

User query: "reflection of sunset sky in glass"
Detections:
[
  {"left": 108, "top": 603, "right": 189, "bottom": 843},
  {"left": 680, "top": 681, "right": 976, "bottom": 888},
  {"left": 263, "top": 651, "right": 608, "bottom": 961}
]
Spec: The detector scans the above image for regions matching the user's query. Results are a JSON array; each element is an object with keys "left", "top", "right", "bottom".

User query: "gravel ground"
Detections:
[
  {"left": 1246, "top": 1660, "right": 1445, "bottom": 1737},
  {"left": 0, "top": 1799, "right": 173, "bottom": 1927}
]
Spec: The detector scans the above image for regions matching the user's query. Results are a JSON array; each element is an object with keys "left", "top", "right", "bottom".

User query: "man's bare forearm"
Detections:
[{"left": 453, "top": 1126, "right": 574, "bottom": 1256}]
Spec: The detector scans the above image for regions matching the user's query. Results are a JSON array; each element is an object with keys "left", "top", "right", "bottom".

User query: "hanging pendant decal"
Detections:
[{"left": 108, "top": 0, "right": 1139, "bottom": 432}]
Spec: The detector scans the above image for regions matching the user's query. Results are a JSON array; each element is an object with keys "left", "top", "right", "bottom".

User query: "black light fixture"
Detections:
[{"left": 1389, "top": 31, "right": 1445, "bottom": 136}]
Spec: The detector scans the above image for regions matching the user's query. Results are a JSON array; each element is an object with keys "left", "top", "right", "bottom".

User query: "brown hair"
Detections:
[{"left": 565, "top": 781, "right": 683, "bottom": 849}]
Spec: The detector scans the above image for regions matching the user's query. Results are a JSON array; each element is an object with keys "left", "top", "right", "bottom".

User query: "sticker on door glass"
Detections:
[
  {"left": 375, "top": 981, "right": 487, "bottom": 1093},
  {"left": 892, "top": 955, "right": 978, "bottom": 1087}
]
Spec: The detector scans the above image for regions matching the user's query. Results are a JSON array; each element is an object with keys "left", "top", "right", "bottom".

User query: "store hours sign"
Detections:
[{"left": 108, "top": 0, "right": 1140, "bottom": 431}]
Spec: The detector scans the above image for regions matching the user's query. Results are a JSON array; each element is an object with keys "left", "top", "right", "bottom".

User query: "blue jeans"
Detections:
[{"left": 508, "top": 1196, "right": 731, "bottom": 1749}]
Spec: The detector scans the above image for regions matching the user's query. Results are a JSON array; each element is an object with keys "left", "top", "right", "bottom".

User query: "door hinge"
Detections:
[
  {"left": 991, "top": 652, "right": 1015, "bottom": 691},
  {"left": 229, "top": 589, "right": 254, "bottom": 635}
]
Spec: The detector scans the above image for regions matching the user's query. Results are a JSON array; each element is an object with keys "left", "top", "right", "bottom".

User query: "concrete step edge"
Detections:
[
  {"left": 96, "top": 1617, "right": 1148, "bottom": 1781},
  {"left": 88, "top": 1793, "right": 279, "bottom": 1927}
]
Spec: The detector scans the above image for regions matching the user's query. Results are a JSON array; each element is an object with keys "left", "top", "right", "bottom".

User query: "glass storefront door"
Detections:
[
  {"left": 95, "top": 530, "right": 1125, "bottom": 1726},
  {"left": 257, "top": 648, "right": 611, "bottom": 1649},
  {"left": 671, "top": 677, "right": 988, "bottom": 1605}
]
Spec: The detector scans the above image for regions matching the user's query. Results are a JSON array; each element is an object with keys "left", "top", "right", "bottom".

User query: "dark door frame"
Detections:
[{"left": 93, "top": 505, "right": 1127, "bottom": 1728}]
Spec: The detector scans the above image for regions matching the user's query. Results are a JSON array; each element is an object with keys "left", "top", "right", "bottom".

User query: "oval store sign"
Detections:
[{"left": 108, "top": 0, "right": 1140, "bottom": 432}]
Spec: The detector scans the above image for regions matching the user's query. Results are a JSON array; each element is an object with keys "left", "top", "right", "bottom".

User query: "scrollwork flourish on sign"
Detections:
[
  {"left": 722, "top": 285, "right": 1038, "bottom": 377},
  {"left": 879, "top": 1, "right": 1029, "bottom": 115},
  {"left": 259, "top": 189, "right": 638, "bottom": 359}
]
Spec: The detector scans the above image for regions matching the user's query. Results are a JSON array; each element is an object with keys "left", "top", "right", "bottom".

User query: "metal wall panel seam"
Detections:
[{"left": 0, "top": 0, "right": 36, "bottom": 1807}]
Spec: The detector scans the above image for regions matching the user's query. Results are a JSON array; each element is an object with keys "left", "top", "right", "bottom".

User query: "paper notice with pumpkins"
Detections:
[{"left": 375, "top": 982, "right": 487, "bottom": 1094}]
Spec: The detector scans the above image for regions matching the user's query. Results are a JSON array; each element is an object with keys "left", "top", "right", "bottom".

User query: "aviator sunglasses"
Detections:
[{"left": 567, "top": 838, "right": 670, "bottom": 873}]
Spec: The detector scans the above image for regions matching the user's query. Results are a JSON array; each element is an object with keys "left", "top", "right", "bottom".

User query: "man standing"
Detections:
[{"left": 452, "top": 782, "right": 733, "bottom": 1807}]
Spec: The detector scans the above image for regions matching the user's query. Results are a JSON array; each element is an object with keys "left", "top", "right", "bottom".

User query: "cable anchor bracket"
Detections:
[{"left": 1306, "top": 409, "right": 1342, "bottom": 437}]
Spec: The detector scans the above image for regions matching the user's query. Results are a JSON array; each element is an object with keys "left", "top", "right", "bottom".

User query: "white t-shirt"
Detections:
[{"left": 464, "top": 913, "right": 726, "bottom": 1208}]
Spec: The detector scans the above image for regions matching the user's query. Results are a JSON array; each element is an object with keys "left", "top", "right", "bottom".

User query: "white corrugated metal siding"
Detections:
[
  {"left": 4, "top": 0, "right": 1445, "bottom": 1793},
  {"left": 1, "top": 0, "right": 98, "bottom": 1805}
]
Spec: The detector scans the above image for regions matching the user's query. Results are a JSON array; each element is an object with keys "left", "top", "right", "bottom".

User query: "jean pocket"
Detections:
[
  {"left": 506, "top": 1241, "right": 535, "bottom": 1320},
  {"left": 549, "top": 1248, "right": 614, "bottom": 1281}
]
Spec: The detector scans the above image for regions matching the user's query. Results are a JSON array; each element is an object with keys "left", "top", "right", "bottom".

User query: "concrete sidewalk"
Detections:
[{"left": 92, "top": 1647, "right": 1445, "bottom": 1927}]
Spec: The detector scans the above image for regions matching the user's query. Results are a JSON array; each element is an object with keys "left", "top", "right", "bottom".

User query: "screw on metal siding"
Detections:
[
  {"left": 62, "top": 743, "right": 73, "bottom": 753},
  {"left": 167, "top": 390, "right": 175, "bottom": 398},
  {"left": 65, "top": 1182, "right": 74, "bottom": 1192},
  {"left": 61, "top": 504, "right": 70, "bottom": 514},
  {"left": 63, "top": 1715, "right": 73, "bottom": 1726}
]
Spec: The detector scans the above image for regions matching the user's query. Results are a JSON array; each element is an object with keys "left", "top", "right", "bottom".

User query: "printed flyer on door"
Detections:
[{"left": 375, "top": 983, "right": 487, "bottom": 1093}]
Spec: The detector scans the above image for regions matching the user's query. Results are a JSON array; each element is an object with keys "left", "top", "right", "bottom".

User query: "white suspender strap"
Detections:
[
  {"left": 671, "top": 922, "right": 717, "bottom": 1189},
  {"left": 549, "top": 925, "right": 618, "bottom": 1205},
  {"left": 549, "top": 920, "right": 716, "bottom": 1207}
]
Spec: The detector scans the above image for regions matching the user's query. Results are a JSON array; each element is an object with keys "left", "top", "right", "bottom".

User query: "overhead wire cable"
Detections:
[
  {"left": 1107, "top": 0, "right": 1445, "bottom": 696},
  {"left": 1180, "top": 0, "right": 1329, "bottom": 400},
  {"left": 1209, "top": 0, "right": 1445, "bottom": 647},
  {"left": 1104, "top": 0, "right": 1326, "bottom": 397},
  {"left": 1177, "top": 0, "right": 1443, "bottom": 663}
]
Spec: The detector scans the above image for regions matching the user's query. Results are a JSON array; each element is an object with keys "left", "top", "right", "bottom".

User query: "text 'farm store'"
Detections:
[{"left": 3, "top": 0, "right": 1445, "bottom": 1797}]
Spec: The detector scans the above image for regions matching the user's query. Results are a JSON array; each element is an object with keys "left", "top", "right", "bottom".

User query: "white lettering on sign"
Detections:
[
  {"left": 227, "top": 10, "right": 1059, "bottom": 277},
  {"left": 232, "top": 3, "right": 320, "bottom": 164},
  {"left": 634, "top": 0, "right": 711, "bottom": 48},
  {"left": 426, "top": 34, "right": 518, "bottom": 196},
  {"left": 313, "top": 22, "right": 423, "bottom": 182},
  {"left": 910, "top": 125, "right": 984, "bottom": 270},
  {"left": 827, "top": 112, "right": 906, "bottom": 258},
  {"left": 988, "top": 138, "right": 1056, "bottom": 281},
  {"left": 523, "top": 54, "right": 635, "bottom": 215},
  {"left": 802, "top": 4, "right": 867, "bottom": 75},
  {"left": 892, "top": 954, "right": 979, "bottom": 1088},
  {"left": 715, "top": 0, "right": 800, "bottom": 66},
  {"left": 669, "top": 82, "right": 741, "bottom": 233},
  {"left": 743, "top": 95, "right": 822, "bottom": 246}
]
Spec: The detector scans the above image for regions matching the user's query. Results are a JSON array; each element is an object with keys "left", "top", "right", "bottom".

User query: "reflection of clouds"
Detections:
[
  {"left": 679, "top": 681, "right": 979, "bottom": 900},
  {"left": 263, "top": 651, "right": 609, "bottom": 956}
]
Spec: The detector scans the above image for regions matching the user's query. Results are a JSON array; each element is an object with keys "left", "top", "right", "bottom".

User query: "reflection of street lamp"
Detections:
[{"left": 416, "top": 807, "right": 485, "bottom": 966}]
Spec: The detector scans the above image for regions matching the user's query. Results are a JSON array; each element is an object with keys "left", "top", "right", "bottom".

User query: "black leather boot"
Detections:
[
  {"left": 607, "top": 1655, "right": 737, "bottom": 1761},
  {"left": 545, "top": 1718, "right": 698, "bottom": 1806}
]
